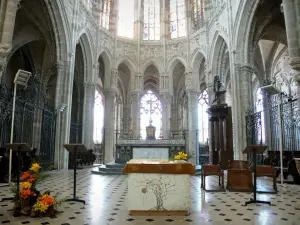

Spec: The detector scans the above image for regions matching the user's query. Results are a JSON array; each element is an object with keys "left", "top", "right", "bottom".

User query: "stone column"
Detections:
[
  {"left": 131, "top": 91, "right": 141, "bottom": 138},
  {"left": 82, "top": 81, "right": 96, "bottom": 150},
  {"left": 54, "top": 57, "right": 76, "bottom": 170},
  {"left": 0, "top": 0, "right": 19, "bottom": 80},
  {"left": 122, "top": 103, "right": 131, "bottom": 135},
  {"left": 282, "top": 0, "right": 300, "bottom": 72},
  {"left": 232, "top": 64, "right": 253, "bottom": 160},
  {"left": 171, "top": 103, "right": 178, "bottom": 132},
  {"left": 160, "top": 93, "right": 172, "bottom": 138},
  {"left": 103, "top": 88, "right": 117, "bottom": 163},
  {"left": 187, "top": 90, "right": 199, "bottom": 164}
]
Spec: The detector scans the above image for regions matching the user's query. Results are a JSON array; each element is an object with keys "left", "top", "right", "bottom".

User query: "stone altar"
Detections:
[
  {"left": 122, "top": 160, "right": 195, "bottom": 216},
  {"left": 115, "top": 139, "right": 186, "bottom": 163}
]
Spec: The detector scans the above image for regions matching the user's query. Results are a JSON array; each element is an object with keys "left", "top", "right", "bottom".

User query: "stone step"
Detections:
[{"left": 92, "top": 164, "right": 201, "bottom": 175}]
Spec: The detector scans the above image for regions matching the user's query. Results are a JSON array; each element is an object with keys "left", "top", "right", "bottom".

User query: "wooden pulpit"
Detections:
[
  {"left": 63, "top": 144, "right": 87, "bottom": 204},
  {"left": 243, "top": 145, "right": 270, "bottom": 206},
  {"left": 207, "top": 104, "right": 233, "bottom": 169}
]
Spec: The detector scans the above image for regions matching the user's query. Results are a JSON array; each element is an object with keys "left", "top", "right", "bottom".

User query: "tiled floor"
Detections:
[{"left": 0, "top": 168, "right": 300, "bottom": 225}]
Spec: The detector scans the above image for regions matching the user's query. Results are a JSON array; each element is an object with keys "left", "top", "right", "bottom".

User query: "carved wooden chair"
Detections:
[
  {"left": 227, "top": 160, "right": 253, "bottom": 192},
  {"left": 256, "top": 166, "right": 277, "bottom": 192},
  {"left": 201, "top": 164, "right": 224, "bottom": 191}
]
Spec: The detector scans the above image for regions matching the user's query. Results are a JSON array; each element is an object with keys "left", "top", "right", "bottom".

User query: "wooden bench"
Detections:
[
  {"left": 227, "top": 160, "right": 253, "bottom": 192},
  {"left": 201, "top": 164, "right": 224, "bottom": 191},
  {"left": 256, "top": 166, "right": 277, "bottom": 193}
]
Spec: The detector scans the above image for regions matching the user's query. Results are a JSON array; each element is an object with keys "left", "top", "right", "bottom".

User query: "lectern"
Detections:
[
  {"left": 243, "top": 145, "right": 270, "bottom": 206},
  {"left": 3, "top": 143, "right": 32, "bottom": 201},
  {"left": 63, "top": 144, "right": 86, "bottom": 204}
]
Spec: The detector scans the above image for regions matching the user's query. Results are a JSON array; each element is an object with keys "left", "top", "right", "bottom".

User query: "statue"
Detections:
[{"left": 212, "top": 76, "right": 226, "bottom": 105}]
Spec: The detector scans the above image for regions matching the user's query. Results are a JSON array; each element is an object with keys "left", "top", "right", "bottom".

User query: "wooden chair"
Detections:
[
  {"left": 256, "top": 166, "right": 277, "bottom": 192},
  {"left": 201, "top": 164, "right": 224, "bottom": 191},
  {"left": 227, "top": 160, "right": 253, "bottom": 192}
]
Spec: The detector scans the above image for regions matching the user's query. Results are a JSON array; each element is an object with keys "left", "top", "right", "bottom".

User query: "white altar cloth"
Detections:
[
  {"left": 132, "top": 147, "right": 169, "bottom": 160},
  {"left": 128, "top": 173, "right": 190, "bottom": 211}
]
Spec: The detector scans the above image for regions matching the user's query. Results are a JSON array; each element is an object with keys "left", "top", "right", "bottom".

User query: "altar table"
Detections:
[{"left": 122, "top": 160, "right": 196, "bottom": 216}]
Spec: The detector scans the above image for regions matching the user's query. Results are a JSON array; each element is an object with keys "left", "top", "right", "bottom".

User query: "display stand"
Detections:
[
  {"left": 63, "top": 144, "right": 86, "bottom": 204},
  {"left": 1, "top": 143, "right": 32, "bottom": 202},
  {"left": 243, "top": 145, "right": 270, "bottom": 206}
]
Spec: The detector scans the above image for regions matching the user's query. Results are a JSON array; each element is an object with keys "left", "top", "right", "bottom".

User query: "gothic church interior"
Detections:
[{"left": 0, "top": 0, "right": 300, "bottom": 224}]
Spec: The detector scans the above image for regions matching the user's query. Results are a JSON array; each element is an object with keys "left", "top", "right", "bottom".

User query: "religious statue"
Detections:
[{"left": 212, "top": 76, "right": 226, "bottom": 105}]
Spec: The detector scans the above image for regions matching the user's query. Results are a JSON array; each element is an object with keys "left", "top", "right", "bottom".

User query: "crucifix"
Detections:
[{"left": 147, "top": 99, "right": 154, "bottom": 124}]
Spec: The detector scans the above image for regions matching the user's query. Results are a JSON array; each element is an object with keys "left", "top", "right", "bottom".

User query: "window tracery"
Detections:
[
  {"left": 198, "top": 90, "right": 208, "bottom": 142},
  {"left": 140, "top": 90, "right": 162, "bottom": 139},
  {"left": 170, "top": 0, "right": 186, "bottom": 39},
  {"left": 118, "top": 0, "right": 134, "bottom": 38},
  {"left": 143, "top": 0, "right": 160, "bottom": 40},
  {"left": 193, "top": 0, "right": 204, "bottom": 29},
  {"left": 93, "top": 90, "right": 104, "bottom": 144},
  {"left": 101, "top": 0, "right": 111, "bottom": 30}
]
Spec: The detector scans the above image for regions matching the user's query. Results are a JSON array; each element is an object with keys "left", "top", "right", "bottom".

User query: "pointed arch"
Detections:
[
  {"left": 141, "top": 59, "right": 163, "bottom": 75},
  {"left": 44, "top": 0, "right": 70, "bottom": 61},
  {"left": 167, "top": 56, "right": 188, "bottom": 73},
  {"left": 210, "top": 34, "right": 229, "bottom": 82},
  {"left": 78, "top": 33, "right": 94, "bottom": 82},
  {"left": 116, "top": 57, "right": 137, "bottom": 76}
]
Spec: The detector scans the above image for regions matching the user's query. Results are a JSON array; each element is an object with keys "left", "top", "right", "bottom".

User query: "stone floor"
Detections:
[{"left": 0, "top": 168, "right": 300, "bottom": 225}]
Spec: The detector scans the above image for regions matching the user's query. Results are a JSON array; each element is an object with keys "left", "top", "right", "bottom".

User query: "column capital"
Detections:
[
  {"left": 83, "top": 81, "right": 96, "bottom": 88},
  {"left": 103, "top": 88, "right": 118, "bottom": 96},
  {"left": 290, "top": 57, "right": 300, "bottom": 71},
  {"left": 234, "top": 63, "right": 255, "bottom": 74},
  {"left": 186, "top": 89, "right": 199, "bottom": 96}
]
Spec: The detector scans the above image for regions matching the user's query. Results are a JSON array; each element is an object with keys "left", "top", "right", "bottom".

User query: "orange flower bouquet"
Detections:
[{"left": 11, "top": 163, "right": 64, "bottom": 217}]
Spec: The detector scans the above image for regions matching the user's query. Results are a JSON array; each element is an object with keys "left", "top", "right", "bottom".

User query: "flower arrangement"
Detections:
[
  {"left": 11, "top": 163, "right": 64, "bottom": 217},
  {"left": 174, "top": 152, "right": 188, "bottom": 160}
]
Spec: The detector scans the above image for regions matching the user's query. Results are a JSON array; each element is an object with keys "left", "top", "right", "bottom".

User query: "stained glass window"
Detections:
[
  {"left": 198, "top": 90, "right": 209, "bottom": 142},
  {"left": 101, "top": 0, "right": 111, "bottom": 30},
  {"left": 193, "top": 0, "right": 204, "bottom": 29},
  {"left": 93, "top": 90, "right": 104, "bottom": 144},
  {"left": 143, "top": 0, "right": 160, "bottom": 40},
  {"left": 170, "top": 0, "right": 186, "bottom": 39},
  {"left": 140, "top": 90, "right": 162, "bottom": 139},
  {"left": 256, "top": 88, "right": 265, "bottom": 144},
  {"left": 118, "top": 0, "right": 134, "bottom": 38}
]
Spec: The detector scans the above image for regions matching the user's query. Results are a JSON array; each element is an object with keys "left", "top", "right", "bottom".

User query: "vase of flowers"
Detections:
[
  {"left": 11, "top": 163, "right": 64, "bottom": 217},
  {"left": 173, "top": 152, "right": 188, "bottom": 162}
]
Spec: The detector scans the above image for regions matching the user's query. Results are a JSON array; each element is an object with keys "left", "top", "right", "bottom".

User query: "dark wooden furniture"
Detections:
[
  {"left": 2, "top": 143, "right": 32, "bottom": 202},
  {"left": 243, "top": 145, "right": 270, "bottom": 206},
  {"left": 63, "top": 144, "right": 87, "bottom": 205},
  {"left": 264, "top": 151, "right": 300, "bottom": 184},
  {"left": 201, "top": 164, "right": 224, "bottom": 191},
  {"left": 207, "top": 104, "right": 233, "bottom": 169},
  {"left": 256, "top": 166, "right": 277, "bottom": 193},
  {"left": 227, "top": 160, "right": 252, "bottom": 192}
]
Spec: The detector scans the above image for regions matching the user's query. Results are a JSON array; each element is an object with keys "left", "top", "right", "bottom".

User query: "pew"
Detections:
[
  {"left": 264, "top": 151, "right": 300, "bottom": 184},
  {"left": 256, "top": 166, "right": 277, "bottom": 192},
  {"left": 227, "top": 160, "right": 253, "bottom": 192},
  {"left": 201, "top": 164, "right": 224, "bottom": 191}
]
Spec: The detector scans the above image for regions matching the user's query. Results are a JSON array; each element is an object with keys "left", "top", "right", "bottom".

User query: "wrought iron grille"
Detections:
[
  {"left": 0, "top": 80, "right": 56, "bottom": 168},
  {"left": 246, "top": 91, "right": 300, "bottom": 167}
]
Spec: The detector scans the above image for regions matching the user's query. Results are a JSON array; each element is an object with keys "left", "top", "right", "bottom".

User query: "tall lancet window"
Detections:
[
  {"left": 118, "top": 0, "right": 134, "bottom": 38},
  {"left": 93, "top": 90, "right": 104, "bottom": 143},
  {"left": 101, "top": 0, "right": 111, "bottom": 30},
  {"left": 193, "top": 0, "right": 204, "bottom": 29},
  {"left": 198, "top": 90, "right": 209, "bottom": 142},
  {"left": 170, "top": 0, "right": 186, "bottom": 39},
  {"left": 140, "top": 90, "right": 162, "bottom": 139},
  {"left": 256, "top": 88, "right": 265, "bottom": 144},
  {"left": 143, "top": 0, "right": 160, "bottom": 40}
]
